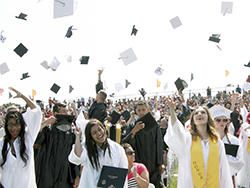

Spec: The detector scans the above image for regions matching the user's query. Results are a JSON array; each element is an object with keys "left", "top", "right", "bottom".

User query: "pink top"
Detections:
[{"left": 128, "top": 162, "right": 148, "bottom": 180}]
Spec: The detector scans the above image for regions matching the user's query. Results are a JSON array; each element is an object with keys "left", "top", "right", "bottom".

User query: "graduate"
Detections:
[
  {"left": 209, "top": 105, "right": 243, "bottom": 187},
  {"left": 0, "top": 87, "right": 42, "bottom": 188},
  {"left": 35, "top": 102, "right": 80, "bottom": 188},
  {"left": 236, "top": 112, "right": 250, "bottom": 188},
  {"left": 68, "top": 119, "right": 128, "bottom": 187},
  {"left": 164, "top": 96, "right": 233, "bottom": 188}
]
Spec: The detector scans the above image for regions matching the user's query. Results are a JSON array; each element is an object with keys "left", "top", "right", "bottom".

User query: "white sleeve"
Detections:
[
  {"left": 22, "top": 105, "right": 42, "bottom": 143},
  {"left": 218, "top": 140, "right": 234, "bottom": 188},
  {"left": 68, "top": 143, "right": 88, "bottom": 165},
  {"left": 164, "top": 118, "right": 191, "bottom": 158},
  {"left": 240, "top": 106, "right": 248, "bottom": 124}
]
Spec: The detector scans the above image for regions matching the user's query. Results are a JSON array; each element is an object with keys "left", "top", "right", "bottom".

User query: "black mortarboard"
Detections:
[
  {"left": 174, "top": 77, "right": 188, "bottom": 91},
  {"left": 55, "top": 114, "right": 75, "bottom": 124},
  {"left": 97, "top": 166, "right": 127, "bottom": 188},
  {"left": 36, "top": 100, "right": 43, "bottom": 103},
  {"left": 50, "top": 83, "right": 61, "bottom": 94},
  {"left": 15, "top": 13, "right": 27, "bottom": 20},
  {"left": 9, "top": 92, "right": 12, "bottom": 99},
  {"left": 69, "top": 85, "right": 74, "bottom": 93},
  {"left": 125, "top": 79, "right": 131, "bottom": 88},
  {"left": 20, "top": 72, "right": 30, "bottom": 80},
  {"left": 206, "top": 103, "right": 214, "bottom": 108},
  {"left": 131, "top": 25, "right": 138, "bottom": 36},
  {"left": 139, "top": 88, "right": 146, "bottom": 98},
  {"left": 121, "top": 110, "right": 131, "bottom": 122},
  {"left": 224, "top": 143, "right": 239, "bottom": 157},
  {"left": 137, "top": 112, "right": 158, "bottom": 134},
  {"left": 209, "top": 34, "right": 221, "bottom": 43},
  {"left": 79, "top": 56, "right": 89, "bottom": 64},
  {"left": 191, "top": 73, "right": 194, "bottom": 81},
  {"left": 110, "top": 111, "right": 121, "bottom": 124},
  {"left": 65, "top": 25, "right": 73, "bottom": 38},
  {"left": 244, "top": 61, "right": 250, "bottom": 68},
  {"left": 14, "top": 43, "right": 28, "bottom": 57}
]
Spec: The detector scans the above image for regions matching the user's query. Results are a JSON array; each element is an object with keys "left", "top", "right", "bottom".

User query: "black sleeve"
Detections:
[{"left": 96, "top": 80, "right": 103, "bottom": 93}]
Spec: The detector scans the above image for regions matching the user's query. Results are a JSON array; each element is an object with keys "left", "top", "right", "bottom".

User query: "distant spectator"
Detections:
[
  {"left": 207, "top": 86, "right": 211, "bottom": 98},
  {"left": 235, "top": 84, "right": 242, "bottom": 94}
]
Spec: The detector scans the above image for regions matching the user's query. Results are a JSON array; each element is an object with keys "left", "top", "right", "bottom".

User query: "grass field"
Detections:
[{"left": 168, "top": 163, "right": 178, "bottom": 188}]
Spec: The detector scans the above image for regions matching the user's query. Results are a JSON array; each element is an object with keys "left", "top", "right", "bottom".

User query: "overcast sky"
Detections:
[{"left": 0, "top": 0, "right": 250, "bottom": 105}]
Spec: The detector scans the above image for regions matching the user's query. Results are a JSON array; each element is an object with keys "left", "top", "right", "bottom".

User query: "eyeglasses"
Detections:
[
  {"left": 126, "top": 151, "right": 135, "bottom": 155},
  {"left": 7, "top": 123, "right": 21, "bottom": 128},
  {"left": 215, "top": 119, "right": 228, "bottom": 123}
]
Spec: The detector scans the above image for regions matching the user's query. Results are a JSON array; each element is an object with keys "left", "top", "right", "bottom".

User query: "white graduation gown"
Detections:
[
  {"left": 221, "top": 133, "right": 243, "bottom": 176},
  {"left": 68, "top": 138, "right": 128, "bottom": 188},
  {"left": 236, "top": 123, "right": 250, "bottom": 187},
  {"left": 164, "top": 119, "right": 233, "bottom": 188},
  {"left": 0, "top": 106, "right": 42, "bottom": 188}
]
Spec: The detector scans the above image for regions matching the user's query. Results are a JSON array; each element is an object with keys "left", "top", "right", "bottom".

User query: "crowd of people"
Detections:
[{"left": 0, "top": 69, "right": 249, "bottom": 188}]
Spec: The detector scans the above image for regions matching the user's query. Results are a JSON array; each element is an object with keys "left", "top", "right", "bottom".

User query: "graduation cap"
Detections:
[
  {"left": 163, "top": 82, "right": 168, "bottom": 91},
  {"left": 50, "top": 83, "right": 61, "bottom": 94},
  {"left": 66, "top": 55, "right": 72, "bottom": 62},
  {"left": 0, "top": 62, "right": 10, "bottom": 75},
  {"left": 208, "top": 105, "right": 232, "bottom": 119},
  {"left": 191, "top": 73, "right": 194, "bottom": 81},
  {"left": 65, "top": 25, "right": 73, "bottom": 38},
  {"left": 125, "top": 79, "right": 131, "bottom": 88},
  {"left": 54, "top": 0, "right": 74, "bottom": 19},
  {"left": 15, "top": 13, "right": 27, "bottom": 20},
  {"left": 154, "top": 67, "right": 164, "bottom": 76},
  {"left": 79, "top": 56, "right": 89, "bottom": 64},
  {"left": 209, "top": 34, "right": 221, "bottom": 43},
  {"left": 69, "top": 85, "right": 74, "bottom": 93},
  {"left": 9, "top": 92, "right": 12, "bottom": 99},
  {"left": 206, "top": 103, "right": 214, "bottom": 109},
  {"left": 114, "top": 83, "right": 124, "bottom": 92},
  {"left": 244, "top": 61, "right": 250, "bottom": 68},
  {"left": 137, "top": 112, "right": 158, "bottom": 133},
  {"left": 224, "top": 143, "right": 239, "bottom": 157},
  {"left": 131, "top": 25, "right": 138, "bottom": 36},
  {"left": 139, "top": 88, "right": 146, "bottom": 98},
  {"left": 0, "top": 88, "right": 3, "bottom": 96},
  {"left": 110, "top": 111, "right": 121, "bottom": 124},
  {"left": 119, "top": 48, "right": 137, "bottom": 66},
  {"left": 0, "top": 31, "right": 6, "bottom": 43},
  {"left": 170, "top": 16, "right": 182, "bottom": 29},
  {"left": 40, "top": 61, "right": 50, "bottom": 70},
  {"left": 97, "top": 166, "right": 128, "bottom": 188},
  {"left": 14, "top": 43, "right": 28, "bottom": 57},
  {"left": 121, "top": 110, "right": 131, "bottom": 122},
  {"left": 221, "top": 2, "right": 233, "bottom": 15},
  {"left": 49, "top": 57, "right": 60, "bottom": 71},
  {"left": 20, "top": 72, "right": 30, "bottom": 80},
  {"left": 174, "top": 77, "right": 188, "bottom": 91}
]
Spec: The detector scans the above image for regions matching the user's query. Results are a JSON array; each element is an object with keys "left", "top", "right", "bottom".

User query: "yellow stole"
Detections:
[
  {"left": 106, "top": 124, "right": 122, "bottom": 144},
  {"left": 247, "top": 137, "right": 250, "bottom": 153},
  {"left": 191, "top": 136, "right": 219, "bottom": 188}
]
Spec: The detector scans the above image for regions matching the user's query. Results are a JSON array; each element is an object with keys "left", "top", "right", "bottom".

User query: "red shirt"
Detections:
[{"left": 128, "top": 163, "right": 148, "bottom": 180}]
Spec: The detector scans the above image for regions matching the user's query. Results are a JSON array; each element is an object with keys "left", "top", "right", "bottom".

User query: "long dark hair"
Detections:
[
  {"left": 1, "top": 111, "right": 28, "bottom": 167},
  {"left": 189, "top": 106, "right": 219, "bottom": 142},
  {"left": 85, "top": 119, "right": 111, "bottom": 170}
]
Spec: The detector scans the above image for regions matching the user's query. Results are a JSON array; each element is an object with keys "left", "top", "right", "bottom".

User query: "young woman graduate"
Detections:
[
  {"left": 209, "top": 105, "right": 243, "bottom": 187},
  {"left": 236, "top": 112, "right": 250, "bottom": 188},
  {"left": 68, "top": 118, "right": 128, "bottom": 188},
  {"left": 164, "top": 96, "right": 233, "bottom": 188},
  {"left": 0, "top": 87, "right": 42, "bottom": 188}
]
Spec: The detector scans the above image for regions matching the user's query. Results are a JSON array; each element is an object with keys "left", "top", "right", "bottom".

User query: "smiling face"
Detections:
[
  {"left": 91, "top": 123, "right": 107, "bottom": 147},
  {"left": 125, "top": 146, "right": 135, "bottom": 165},
  {"left": 214, "top": 115, "right": 228, "bottom": 132},
  {"left": 193, "top": 107, "right": 208, "bottom": 126},
  {"left": 7, "top": 118, "right": 21, "bottom": 140}
]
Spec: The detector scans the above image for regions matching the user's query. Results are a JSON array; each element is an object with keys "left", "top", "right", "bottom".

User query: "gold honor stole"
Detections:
[
  {"left": 106, "top": 124, "right": 122, "bottom": 144},
  {"left": 247, "top": 137, "right": 250, "bottom": 153},
  {"left": 191, "top": 136, "right": 219, "bottom": 188}
]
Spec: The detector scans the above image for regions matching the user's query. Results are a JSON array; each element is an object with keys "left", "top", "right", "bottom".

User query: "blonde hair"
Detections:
[{"left": 189, "top": 106, "right": 219, "bottom": 142}]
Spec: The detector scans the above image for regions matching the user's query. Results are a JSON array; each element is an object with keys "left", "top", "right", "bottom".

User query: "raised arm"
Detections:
[
  {"left": 74, "top": 127, "right": 83, "bottom": 157},
  {"left": 165, "top": 96, "right": 177, "bottom": 126},
  {"left": 9, "top": 87, "right": 36, "bottom": 109}
]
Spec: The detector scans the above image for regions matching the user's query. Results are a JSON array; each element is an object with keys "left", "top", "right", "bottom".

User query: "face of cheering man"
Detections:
[{"left": 135, "top": 104, "right": 149, "bottom": 118}]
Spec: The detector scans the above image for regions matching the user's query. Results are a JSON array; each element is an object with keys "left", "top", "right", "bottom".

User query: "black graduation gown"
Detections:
[
  {"left": 88, "top": 101, "right": 107, "bottom": 124},
  {"left": 121, "top": 122, "right": 164, "bottom": 187},
  {"left": 35, "top": 120, "right": 80, "bottom": 188}
]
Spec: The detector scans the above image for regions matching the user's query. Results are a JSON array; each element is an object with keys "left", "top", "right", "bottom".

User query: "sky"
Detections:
[{"left": 0, "top": 0, "right": 250, "bottom": 105}]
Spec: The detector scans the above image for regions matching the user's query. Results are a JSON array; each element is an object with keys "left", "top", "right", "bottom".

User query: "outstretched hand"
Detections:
[
  {"left": 98, "top": 67, "right": 105, "bottom": 76},
  {"left": 8, "top": 87, "right": 22, "bottom": 99}
]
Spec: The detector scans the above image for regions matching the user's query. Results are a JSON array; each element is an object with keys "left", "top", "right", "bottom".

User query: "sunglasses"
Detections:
[
  {"left": 215, "top": 119, "right": 228, "bottom": 123},
  {"left": 126, "top": 151, "right": 135, "bottom": 155},
  {"left": 7, "top": 123, "right": 21, "bottom": 128}
]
